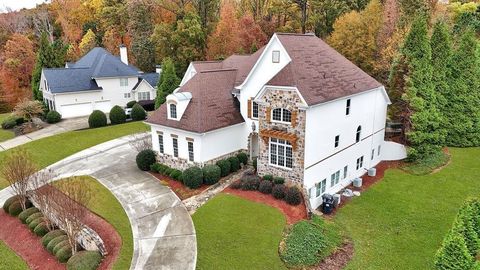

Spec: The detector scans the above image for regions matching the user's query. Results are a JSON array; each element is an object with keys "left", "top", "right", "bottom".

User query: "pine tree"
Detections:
[
  {"left": 434, "top": 230, "right": 474, "bottom": 270},
  {"left": 127, "top": 0, "right": 155, "bottom": 72},
  {"left": 452, "top": 203, "right": 480, "bottom": 257},
  {"left": 155, "top": 58, "right": 180, "bottom": 109}
]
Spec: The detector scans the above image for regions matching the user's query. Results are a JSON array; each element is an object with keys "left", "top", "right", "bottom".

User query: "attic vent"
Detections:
[{"left": 272, "top": 51, "right": 280, "bottom": 63}]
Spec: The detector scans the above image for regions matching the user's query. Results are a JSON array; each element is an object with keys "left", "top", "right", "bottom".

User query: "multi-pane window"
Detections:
[
  {"left": 158, "top": 134, "right": 164, "bottom": 154},
  {"left": 356, "top": 156, "right": 364, "bottom": 170},
  {"left": 172, "top": 138, "right": 178, "bottom": 157},
  {"left": 272, "top": 50, "right": 280, "bottom": 63},
  {"left": 330, "top": 171, "right": 340, "bottom": 187},
  {"left": 356, "top": 126, "right": 362, "bottom": 142},
  {"left": 371, "top": 149, "right": 375, "bottom": 160},
  {"left": 188, "top": 141, "right": 194, "bottom": 162},
  {"left": 252, "top": 102, "right": 259, "bottom": 118},
  {"left": 120, "top": 78, "right": 128, "bottom": 87},
  {"left": 272, "top": 108, "right": 292, "bottom": 123},
  {"left": 309, "top": 187, "right": 314, "bottom": 199},
  {"left": 316, "top": 179, "right": 326, "bottom": 197},
  {"left": 138, "top": 92, "right": 150, "bottom": 101},
  {"left": 346, "top": 99, "right": 351, "bottom": 115},
  {"left": 335, "top": 135, "right": 340, "bottom": 148},
  {"left": 170, "top": 104, "right": 177, "bottom": 119},
  {"left": 343, "top": 166, "right": 348, "bottom": 179},
  {"left": 124, "top": 93, "right": 131, "bottom": 98},
  {"left": 378, "top": 145, "right": 381, "bottom": 156},
  {"left": 269, "top": 138, "right": 293, "bottom": 169}
]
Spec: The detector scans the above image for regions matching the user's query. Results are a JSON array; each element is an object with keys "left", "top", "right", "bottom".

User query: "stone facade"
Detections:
[
  {"left": 256, "top": 89, "right": 306, "bottom": 184},
  {"left": 156, "top": 149, "right": 247, "bottom": 170}
]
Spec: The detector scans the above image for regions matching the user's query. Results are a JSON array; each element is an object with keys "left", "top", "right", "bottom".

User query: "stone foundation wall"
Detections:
[{"left": 156, "top": 149, "right": 247, "bottom": 170}]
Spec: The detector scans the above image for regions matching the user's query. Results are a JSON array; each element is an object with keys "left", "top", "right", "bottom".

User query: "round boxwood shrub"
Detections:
[
  {"left": 259, "top": 180, "right": 273, "bottom": 194},
  {"left": 26, "top": 212, "right": 43, "bottom": 224},
  {"left": 262, "top": 174, "right": 273, "bottom": 181},
  {"left": 88, "top": 110, "right": 107, "bottom": 128},
  {"left": 56, "top": 245, "right": 73, "bottom": 263},
  {"left": 237, "top": 152, "right": 248, "bottom": 165},
  {"left": 1, "top": 118, "right": 16, "bottom": 129},
  {"left": 216, "top": 159, "right": 231, "bottom": 177},
  {"left": 228, "top": 156, "right": 240, "bottom": 172},
  {"left": 285, "top": 186, "right": 302, "bottom": 206},
  {"left": 53, "top": 240, "right": 71, "bottom": 256},
  {"left": 3, "top": 195, "right": 20, "bottom": 212},
  {"left": 202, "top": 165, "right": 221, "bottom": 185},
  {"left": 131, "top": 103, "right": 146, "bottom": 121},
  {"left": 46, "top": 110, "right": 62, "bottom": 123},
  {"left": 18, "top": 207, "right": 40, "bottom": 223},
  {"left": 42, "top": 230, "right": 66, "bottom": 248},
  {"left": 272, "top": 184, "right": 286, "bottom": 199},
  {"left": 126, "top": 100, "right": 137, "bottom": 108},
  {"left": 47, "top": 235, "right": 69, "bottom": 254},
  {"left": 169, "top": 169, "right": 183, "bottom": 181},
  {"left": 8, "top": 201, "right": 23, "bottom": 216},
  {"left": 183, "top": 166, "right": 203, "bottom": 189},
  {"left": 34, "top": 222, "right": 49, "bottom": 236},
  {"left": 28, "top": 216, "right": 44, "bottom": 231},
  {"left": 136, "top": 149, "right": 156, "bottom": 171},
  {"left": 273, "top": 177, "right": 285, "bottom": 185},
  {"left": 109, "top": 105, "right": 127, "bottom": 125},
  {"left": 67, "top": 250, "right": 103, "bottom": 270}
]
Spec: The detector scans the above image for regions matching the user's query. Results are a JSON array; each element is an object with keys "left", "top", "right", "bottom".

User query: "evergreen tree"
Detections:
[
  {"left": 128, "top": 0, "right": 155, "bottom": 72},
  {"left": 434, "top": 230, "right": 474, "bottom": 270},
  {"left": 155, "top": 58, "right": 180, "bottom": 109},
  {"left": 452, "top": 203, "right": 480, "bottom": 257}
]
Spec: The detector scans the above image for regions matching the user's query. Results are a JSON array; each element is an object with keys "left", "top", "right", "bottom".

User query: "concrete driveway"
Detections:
[{"left": 0, "top": 135, "right": 197, "bottom": 270}]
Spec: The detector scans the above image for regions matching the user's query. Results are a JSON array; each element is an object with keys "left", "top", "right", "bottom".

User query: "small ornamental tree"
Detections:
[
  {"left": 131, "top": 103, "right": 147, "bottom": 121},
  {"left": 13, "top": 99, "right": 44, "bottom": 122},
  {"left": 434, "top": 230, "right": 474, "bottom": 270},
  {"left": 109, "top": 105, "right": 126, "bottom": 125}
]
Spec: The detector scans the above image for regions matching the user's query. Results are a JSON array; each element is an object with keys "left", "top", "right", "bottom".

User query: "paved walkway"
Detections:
[
  {"left": 0, "top": 134, "right": 197, "bottom": 270},
  {"left": 0, "top": 117, "right": 89, "bottom": 151}
]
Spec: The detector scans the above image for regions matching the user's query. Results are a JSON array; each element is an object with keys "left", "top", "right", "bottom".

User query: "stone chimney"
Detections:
[{"left": 119, "top": 44, "right": 128, "bottom": 65}]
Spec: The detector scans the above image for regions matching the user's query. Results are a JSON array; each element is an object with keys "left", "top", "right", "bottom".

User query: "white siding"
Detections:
[
  {"left": 134, "top": 80, "right": 157, "bottom": 101},
  {"left": 95, "top": 77, "right": 137, "bottom": 107}
]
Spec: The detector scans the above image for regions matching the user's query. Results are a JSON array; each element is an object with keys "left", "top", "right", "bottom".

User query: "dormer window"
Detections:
[
  {"left": 272, "top": 108, "right": 291, "bottom": 123},
  {"left": 272, "top": 50, "right": 280, "bottom": 63},
  {"left": 170, "top": 104, "right": 177, "bottom": 119}
]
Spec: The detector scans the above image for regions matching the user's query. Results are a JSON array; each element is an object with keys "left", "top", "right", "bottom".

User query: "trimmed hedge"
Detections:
[
  {"left": 434, "top": 230, "right": 474, "bottom": 270},
  {"left": 263, "top": 175, "right": 273, "bottom": 181},
  {"left": 34, "top": 222, "right": 49, "bottom": 236},
  {"left": 42, "top": 230, "right": 66, "bottom": 248},
  {"left": 46, "top": 110, "right": 62, "bottom": 123},
  {"left": 237, "top": 152, "right": 248, "bottom": 165},
  {"left": 18, "top": 207, "right": 39, "bottom": 223},
  {"left": 28, "top": 217, "right": 44, "bottom": 231},
  {"left": 150, "top": 163, "right": 162, "bottom": 173},
  {"left": 126, "top": 100, "right": 137, "bottom": 108},
  {"left": 26, "top": 212, "right": 44, "bottom": 224},
  {"left": 203, "top": 165, "right": 221, "bottom": 185},
  {"left": 216, "top": 159, "right": 231, "bottom": 177},
  {"left": 109, "top": 105, "right": 126, "bottom": 125},
  {"left": 88, "top": 110, "right": 107, "bottom": 128},
  {"left": 56, "top": 245, "right": 73, "bottom": 263},
  {"left": 67, "top": 250, "right": 103, "bottom": 270},
  {"left": 259, "top": 180, "right": 273, "bottom": 194},
  {"left": 53, "top": 240, "right": 71, "bottom": 256},
  {"left": 131, "top": 103, "right": 147, "bottom": 121},
  {"left": 228, "top": 156, "right": 240, "bottom": 172},
  {"left": 169, "top": 169, "right": 183, "bottom": 181},
  {"left": 272, "top": 184, "right": 286, "bottom": 199},
  {"left": 47, "top": 235, "right": 69, "bottom": 254},
  {"left": 8, "top": 201, "right": 23, "bottom": 216},
  {"left": 2, "top": 195, "right": 19, "bottom": 212},
  {"left": 136, "top": 149, "right": 156, "bottom": 171},
  {"left": 273, "top": 177, "right": 285, "bottom": 185},
  {"left": 285, "top": 187, "right": 302, "bottom": 206},
  {"left": 183, "top": 166, "right": 203, "bottom": 189}
]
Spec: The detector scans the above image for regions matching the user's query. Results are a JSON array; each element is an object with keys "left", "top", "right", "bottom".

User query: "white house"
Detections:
[
  {"left": 40, "top": 46, "right": 160, "bottom": 118},
  {"left": 146, "top": 33, "right": 393, "bottom": 210}
]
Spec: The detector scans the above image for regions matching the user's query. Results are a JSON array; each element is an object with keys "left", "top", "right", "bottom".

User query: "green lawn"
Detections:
[
  {"left": 0, "top": 240, "right": 28, "bottom": 270},
  {"left": 0, "top": 121, "right": 148, "bottom": 188},
  {"left": 0, "top": 113, "right": 15, "bottom": 142},
  {"left": 335, "top": 147, "right": 480, "bottom": 269},
  {"left": 193, "top": 194, "right": 287, "bottom": 270},
  {"left": 57, "top": 176, "right": 133, "bottom": 270}
]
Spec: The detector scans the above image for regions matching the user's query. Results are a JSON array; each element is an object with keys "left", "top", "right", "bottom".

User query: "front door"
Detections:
[{"left": 250, "top": 134, "right": 259, "bottom": 160}]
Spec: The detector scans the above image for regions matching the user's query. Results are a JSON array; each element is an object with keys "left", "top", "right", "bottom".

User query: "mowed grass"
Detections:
[
  {"left": 193, "top": 194, "right": 287, "bottom": 270},
  {"left": 0, "top": 121, "right": 148, "bottom": 188},
  {"left": 56, "top": 176, "right": 133, "bottom": 270},
  {"left": 0, "top": 240, "right": 28, "bottom": 270},
  {"left": 0, "top": 113, "right": 15, "bottom": 142},
  {"left": 334, "top": 147, "right": 480, "bottom": 270}
]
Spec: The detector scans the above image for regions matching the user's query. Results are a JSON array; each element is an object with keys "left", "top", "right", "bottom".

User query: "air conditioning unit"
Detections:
[
  {"left": 353, "top": 177, "right": 362, "bottom": 188},
  {"left": 333, "top": 194, "right": 341, "bottom": 207},
  {"left": 368, "top": 168, "right": 377, "bottom": 177}
]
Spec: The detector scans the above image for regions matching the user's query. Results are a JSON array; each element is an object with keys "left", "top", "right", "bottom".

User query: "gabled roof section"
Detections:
[
  {"left": 146, "top": 69, "right": 245, "bottom": 133},
  {"left": 133, "top": 73, "right": 160, "bottom": 90},
  {"left": 270, "top": 33, "right": 382, "bottom": 105},
  {"left": 43, "top": 68, "right": 102, "bottom": 93}
]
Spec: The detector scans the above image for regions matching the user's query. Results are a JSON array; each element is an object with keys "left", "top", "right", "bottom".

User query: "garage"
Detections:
[
  {"left": 60, "top": 102, "right": 93, "bottom": 118},
  {"left": 94, "top": 100, "right": 112, "bottom": 113}
]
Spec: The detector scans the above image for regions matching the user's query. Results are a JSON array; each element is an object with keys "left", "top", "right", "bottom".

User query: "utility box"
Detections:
[
  {"left": 368, "top": 168, "right": 377, "bottom": 177},
  {"left": 333, "top": 194, "right": 341, "bottom": 207},
  {"left": 353, "top": 177, "right": 363, "bottom": 188}
]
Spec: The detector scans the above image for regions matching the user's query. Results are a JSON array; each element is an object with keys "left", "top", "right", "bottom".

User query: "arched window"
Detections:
[
  {"left": 272, "top": 108, "right": 292, "bottom": 123},
  {"left": 170, "top": 104, "right": 177, "bottom": 119},
  {"left": 356, "top": 126, "right": 362, "bottom": 143}
]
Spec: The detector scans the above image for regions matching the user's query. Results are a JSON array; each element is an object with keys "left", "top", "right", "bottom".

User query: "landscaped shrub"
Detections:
[
  {"left": 253, "top": 158, "right": 257, "bottom": 171},
  {"left": 46, "top": 110, "right": 62, "bottom": 123},
  {"left": 47, "top": 235, "right": 69, "bottom": 254},
  {"left": 28, "top": 216, "right": 44, "bottom": 231},
  {"left": 67, "top": 251, "right": 103, "bottom": 270},
  {"left": 34, "top": 222, "right": 49, "bottom": 236},
  {"left": 259, "top": 180, "right": 273, "bottom": 194},
  {"left": 273, "top": 177, "right": 285, "bottom": 185},
  {"left": 262, "top": 174, "right": 273, "bottom": 181},
  {"left": 164, "top": 168, "right": 173, "bottom": 176},
  {"left": 157, "top": 164, "right": 169, "bottom": 174},
  {"left": 109, "top": 105, "right": 126, "bottom": 125},
  {"left": 131, "top": 103, "right": 146, "bottom": 121},
  {"left": 285, "top": 186, "right": 302, "bottom": 206},
  {"left": 203, "top": 165, "right": 221, "bottom": 185},
  {"left": 8, "top": 200, "right": 23, "bottom": 216},
  {"left": 136, "top": 149, "right": 156, "bottom": 171},
  {"left": 18, "top": 207, "right": 40, "bottom": 223},
  {"left": 2, "top": 195, "right": 19, "bottom": 212},
  {"left": 434, "top": 230, "right": 474, "bottom": 270},
  {"left": 216, "top": 159, "right": 231, "bottom": 177},
  {"left": 53, "top": 240, "right": 70, "bottom": 256},
  {"left": 42, "top": 230, "right": 66, "bottom": 248},
  {"left": 451, "top": 202, "right": 480, "bottom": 257},
  {"left": 272, "top": 184, "right": 286, "bottom": 199},
  {"left": 241, "top": 175, "right": 260, "bottom": 191},
  {"left": 88, "top": 110, "right": 107, "bottom": 128},
  {"left": 1, "top": 119, "right": 16, "bottom": 129},
  {"left": 230, "top": 180, "right": 243, "bottom": 189},
  {"left": 56, "top": 245, "right": 73, "bottom": 263},
  {"left": 26, "top": 212, "right": 44, "bottom": 224},
  {"left": 183, "top": 166, "right": 203, "bottom": 189},
  {"left": 237, "top": 152, "right": 248, "bottom": 165},
  {"left": 150, "top": 163, "right": 162, "bottom": 173},
  {"left": 228, "top": 156, "right": 240, "bottom": 172},
  {"left": 126, "top": 100, "right": 137, "bottom": 108},
  {"left": 169, "top": 169, "right": 183, "bottom": 181}
]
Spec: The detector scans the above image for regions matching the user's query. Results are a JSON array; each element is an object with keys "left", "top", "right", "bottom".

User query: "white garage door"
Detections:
[
  {"left": 60, "top": 102, "right": 93, "bottom": 118},
  {"left": 94, "top": 100, "right": 112, "bottom": 113}
]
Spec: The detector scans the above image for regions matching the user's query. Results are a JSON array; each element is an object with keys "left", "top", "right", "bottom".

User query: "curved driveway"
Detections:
[{"left": 0, "top": 135, "right": 197, "bottom": 270}]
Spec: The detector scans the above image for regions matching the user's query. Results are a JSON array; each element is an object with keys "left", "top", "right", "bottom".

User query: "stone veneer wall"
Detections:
[
  {"left": 156, "top": 149, "right": 247, "bottom": 170},
  {"left": 257, "top": 89, "right": 306, "bottom": 184}
]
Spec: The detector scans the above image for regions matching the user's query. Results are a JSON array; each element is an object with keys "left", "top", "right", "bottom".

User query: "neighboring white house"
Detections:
[
  {"left": 40, "top": 46, "right": 160, "bottom": 118},
  {"left": 146, "top": 33, "right": 395, "bottom": 210}
]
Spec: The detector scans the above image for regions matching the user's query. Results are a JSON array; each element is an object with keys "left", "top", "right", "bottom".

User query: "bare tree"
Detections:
[
  {"left": 1, "top": 149, "right": 37, "bottom": 210},
  {"left": 129, "top": 133, "right": 152, "bottom": 153},
  {"left": 29, "top": 6, "right": 54, "bottom": 41},
  {"left": 29, "top": 169, "right": 57, "bottom": 231}
]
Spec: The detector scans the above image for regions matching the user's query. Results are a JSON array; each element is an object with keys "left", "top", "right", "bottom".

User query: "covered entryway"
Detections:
[{"left": 250, "top": 133, "right": 259, "bottom": 160}]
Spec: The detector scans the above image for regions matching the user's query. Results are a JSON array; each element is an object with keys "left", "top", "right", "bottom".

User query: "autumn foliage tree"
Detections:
[
  {"left": 79, "top": 29, "right": 97, "bottom": 56},
  {"left": 207, "top": 2, "right": 241, "bottom": 60}
]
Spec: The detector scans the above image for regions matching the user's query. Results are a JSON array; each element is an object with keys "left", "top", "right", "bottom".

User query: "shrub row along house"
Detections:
[
  {"left": 39, "top": 46, "right": 160, "bottom": 118},
  {"left": 146, "top": 33, "right": 392, "bottom": 209}
]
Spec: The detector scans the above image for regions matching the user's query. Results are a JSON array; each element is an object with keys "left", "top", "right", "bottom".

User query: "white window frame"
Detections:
[
  {"left": 356, "top": 156, "right": 364, "bottom": 170},
  {"left": 272, "top": 108, "right": 292, "bottom": 124},
  {"left": 316, "top": 179, "right": 326, "bottom": 197},
  {"left": 330, "top": 171, "right": 340, "bottom": 187},
  {"left": 356, "top": 126, "right": 362, "bottom": 143},
  {"left": 371, "top": 149, "right": 375, "bottom": 160},
  {"left": 169, "top": 104, "right": 177, "bottom": 119},
  {"left": 188, "top": 141, "right": 194, "bottom": 162},
  {"left": 124, "top": 93, "right": 131, "bottom": 98},
  {"left": 252, "top": 101, "right": 259, "bottom": 119},
  {"left": 172, "top": 137, "right": 178, "bottom": 158},
  {"left": 334, "top": 135, "right": 340, "bottom": 148},
  {"left": 120, "top": 78, "right": 129, "bottom": 87},
  {"left": 158, "top": 134, "right": 164, "bottom": 154},
  {"left": 269, "top": 138, "right": 293, "bottom": 169},
  {"left": 346, "top": 99, "right": 351, "bottom": 115},
  {"left": 343, "top": 166, "right": 348, "bottom": 179},
  {"left": 378, "top": 145, "right": 381, "bottom": 156},
  {"left": 138, "top": 92, "right": 150, "bottom": 101},
  {"left": 272, "top": 50, "right": 280, "bottom": 63}
]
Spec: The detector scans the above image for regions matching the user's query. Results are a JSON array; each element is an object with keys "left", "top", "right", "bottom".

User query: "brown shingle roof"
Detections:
[
  {"left": 146, "top": 69, "right": 245, "bottom": 133},
  {"left": 269, "top": 33, "right": 382, "bottom": 105}
]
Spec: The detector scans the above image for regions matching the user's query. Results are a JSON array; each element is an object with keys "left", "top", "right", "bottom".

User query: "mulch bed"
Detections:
[
  {"left": 223, "top": 187, "right": 308, "bottom": 224},
  {"left": 150, "top": 172, "right": 209, "bottom": 200},
  {"left": 313, "top": 241, "right": 354, "bottom": 270}
]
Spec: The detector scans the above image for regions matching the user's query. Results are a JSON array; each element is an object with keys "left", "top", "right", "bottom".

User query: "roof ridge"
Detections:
[
  {"left": 275, "top": 32, "right": 316, "bottom": 37},
  {"left": 199, "top": 68, "right": 237, "bottom": 73}
]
